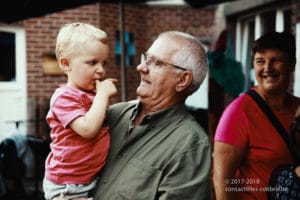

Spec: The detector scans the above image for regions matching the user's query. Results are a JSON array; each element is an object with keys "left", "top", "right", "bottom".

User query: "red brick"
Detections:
[{"left": 12, "top": 3, "right": 216, "bottom": 102}]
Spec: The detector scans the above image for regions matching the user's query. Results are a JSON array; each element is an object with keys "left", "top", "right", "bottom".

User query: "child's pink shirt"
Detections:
[{"left": 45, "top": 85, "right": 110, "bottom": 184}]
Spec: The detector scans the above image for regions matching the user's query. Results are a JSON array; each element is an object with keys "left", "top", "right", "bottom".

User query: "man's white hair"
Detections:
[{"left": 158, "top": 31, "right": 208, "bottom": 95}]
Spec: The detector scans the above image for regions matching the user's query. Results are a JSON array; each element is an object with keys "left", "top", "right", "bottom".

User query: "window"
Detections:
[
  {"left": 0, "top": 31, "right": 16, "bottom": 82},
  {"left": 0, "top": 26, "right": 26, "bottom": 90}
]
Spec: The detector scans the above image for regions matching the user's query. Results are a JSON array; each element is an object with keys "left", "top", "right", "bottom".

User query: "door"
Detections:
[{"left": 0, "top": 25, "right": 27, "bottom": 141}]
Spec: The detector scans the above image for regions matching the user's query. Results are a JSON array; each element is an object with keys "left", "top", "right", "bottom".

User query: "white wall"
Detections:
[{"left": 185, "top": 74, "right": 208, "bottom": 109}]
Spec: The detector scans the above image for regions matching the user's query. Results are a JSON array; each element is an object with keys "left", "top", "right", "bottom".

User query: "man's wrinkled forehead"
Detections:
[{"left": 147, "top": 36, "right": 181, "bottom": 59}]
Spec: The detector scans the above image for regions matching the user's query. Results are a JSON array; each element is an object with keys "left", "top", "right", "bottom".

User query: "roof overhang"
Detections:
[{"left": 0, "top": 0, "right": 238, "bottom": 23}]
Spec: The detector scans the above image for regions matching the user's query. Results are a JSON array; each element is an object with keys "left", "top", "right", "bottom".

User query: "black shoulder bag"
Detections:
[{"left": 246, "top": 89, "right": 300, "bottom": 200}]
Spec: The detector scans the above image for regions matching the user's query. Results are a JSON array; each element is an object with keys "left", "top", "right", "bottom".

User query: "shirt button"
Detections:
[
  {"left": 103, "top": 179, "right": 108, "bottom": 184},
  {"left": 117, "top": 154, "right": 123, "bottom": 159}
]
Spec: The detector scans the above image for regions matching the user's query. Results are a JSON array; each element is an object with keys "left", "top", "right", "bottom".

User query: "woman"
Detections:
[{"left": 213, "top": 31, "right": 300, "bottom": 200}]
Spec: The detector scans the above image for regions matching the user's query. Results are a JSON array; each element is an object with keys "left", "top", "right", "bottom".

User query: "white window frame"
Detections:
[{"left": 0, "top": 26, "right": 26, "bottom": 91}]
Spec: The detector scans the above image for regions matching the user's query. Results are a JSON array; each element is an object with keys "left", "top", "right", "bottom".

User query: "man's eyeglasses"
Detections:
[{"left": 140, "top": 53, "right": 187, "bottom": 71}]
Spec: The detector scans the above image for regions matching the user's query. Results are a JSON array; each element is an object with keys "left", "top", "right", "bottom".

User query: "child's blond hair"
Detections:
[{"left": 55, "top": 22, "right": 108, "bottom": 63}]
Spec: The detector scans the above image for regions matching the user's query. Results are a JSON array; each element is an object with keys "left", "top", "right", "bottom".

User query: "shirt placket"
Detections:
[{"left": 99, "top": 114, "right": 153, "bottom": 189}]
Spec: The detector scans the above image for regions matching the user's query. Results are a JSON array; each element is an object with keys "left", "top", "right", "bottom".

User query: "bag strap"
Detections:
[{"left": 246, "top": 89, "right": 292, "bottom": 155}]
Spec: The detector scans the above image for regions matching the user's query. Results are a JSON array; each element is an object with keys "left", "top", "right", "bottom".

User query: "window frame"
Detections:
[{"left": 0, "top": 26, "right": 26, "bottom": 91}]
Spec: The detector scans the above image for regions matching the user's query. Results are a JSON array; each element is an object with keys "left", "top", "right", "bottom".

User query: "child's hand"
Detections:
[{"left": 95, "top": 79, "right": 117, "bottom": 97}]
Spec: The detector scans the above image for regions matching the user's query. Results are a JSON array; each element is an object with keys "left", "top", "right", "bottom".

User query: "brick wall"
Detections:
[
  {"left": 15, "top": 2, "right": 216, "bottom": 103},
  {"left": 16, "top": 3, "right": 101, "bottom": 99}
]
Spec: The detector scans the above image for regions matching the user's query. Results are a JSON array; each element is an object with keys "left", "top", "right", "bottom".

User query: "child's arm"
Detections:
[{"left": 69, "top": 79, "right": 117, "bottom": 139}]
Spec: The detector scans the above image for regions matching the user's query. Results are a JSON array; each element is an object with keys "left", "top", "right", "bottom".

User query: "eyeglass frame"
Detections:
[{"left": 140, "top": 53, "right": 187, "bottom": 71}]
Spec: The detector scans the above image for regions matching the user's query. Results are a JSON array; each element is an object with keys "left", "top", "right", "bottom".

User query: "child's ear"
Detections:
[{"left": 60, "top": 58, "right": 71, "bottom": 72}]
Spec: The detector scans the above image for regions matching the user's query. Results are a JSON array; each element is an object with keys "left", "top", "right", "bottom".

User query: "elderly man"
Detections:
[{"left": 93, "top": 31, "right": 211, "bottom": 200}]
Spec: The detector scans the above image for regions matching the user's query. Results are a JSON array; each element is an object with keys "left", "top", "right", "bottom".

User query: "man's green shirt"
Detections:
[{"left": 93, "top": 101, "right": 211, "bottom": 200}]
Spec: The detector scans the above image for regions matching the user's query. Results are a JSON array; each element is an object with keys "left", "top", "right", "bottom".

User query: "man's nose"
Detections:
[{"left": 136, "top": 62, "right": 149, "bottom": 73}]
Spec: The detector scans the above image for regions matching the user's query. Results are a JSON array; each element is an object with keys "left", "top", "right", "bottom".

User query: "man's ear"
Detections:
[
  {"left": 175, "top": 71, "right": 193, "bottom": 92},
  {"left": 60, "top": 57, "right": 70, "bottom": 73}
]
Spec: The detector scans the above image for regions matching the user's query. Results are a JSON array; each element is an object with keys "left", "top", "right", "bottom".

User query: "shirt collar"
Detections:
[{"left": 130, "top": 101, "right": 186, "bottom": 124}]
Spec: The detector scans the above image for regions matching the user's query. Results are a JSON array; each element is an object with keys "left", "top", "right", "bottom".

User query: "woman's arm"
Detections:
[{"left": 213, "top": 141, "right": 245, "bottom": 200}]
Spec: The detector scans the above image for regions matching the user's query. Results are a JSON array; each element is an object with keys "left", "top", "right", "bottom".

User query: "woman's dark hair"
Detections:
[{"left": 252, "top": 31, "right": 296, "bottom": 65}]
